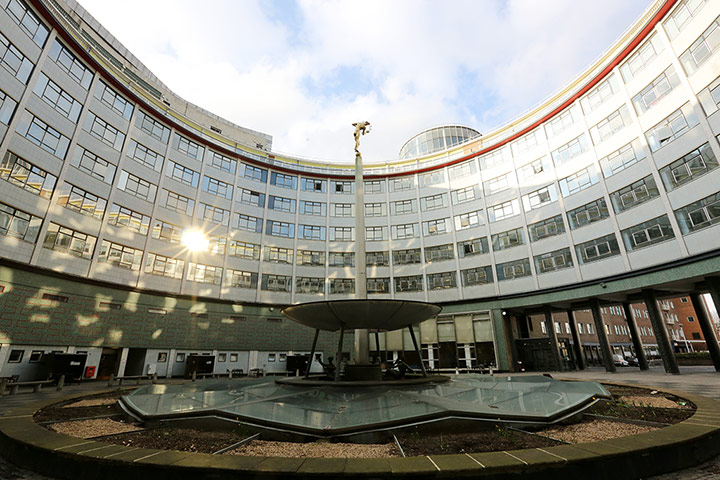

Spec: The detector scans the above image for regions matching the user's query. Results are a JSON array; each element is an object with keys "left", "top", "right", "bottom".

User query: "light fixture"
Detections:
[{"left": 181, "top": 229, "right": 209, "bottom": 252}]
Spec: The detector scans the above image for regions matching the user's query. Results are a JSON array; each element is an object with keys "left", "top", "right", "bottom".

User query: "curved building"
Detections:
[
  {"left": 399, "top": 125, "right": 481, "bottom": 159},
  {"left": 0, "top": 0, "right": 719, "bottom": 379}
]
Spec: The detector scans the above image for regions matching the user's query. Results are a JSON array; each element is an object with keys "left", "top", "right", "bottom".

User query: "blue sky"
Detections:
[{"left": 79, "top": 0, "right": 651, "bottom": 162}]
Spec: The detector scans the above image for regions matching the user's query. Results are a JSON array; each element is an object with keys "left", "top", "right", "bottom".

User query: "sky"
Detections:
[{"left": 79, "top": 0, "right": 651, "bottom": 163}]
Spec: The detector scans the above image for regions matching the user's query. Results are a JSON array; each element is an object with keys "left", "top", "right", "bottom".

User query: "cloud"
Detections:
[{"left": 78, "top": 0, "right": 650, "bottom": 162}]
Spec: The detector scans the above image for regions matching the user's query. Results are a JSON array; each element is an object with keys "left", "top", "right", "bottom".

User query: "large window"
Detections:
[
  {"left": 95, "top": 80, "right": 134, "bottom": 119},
  {"left": 599, "top": 139, "right": 646, "bottom": 178},
  {"left": 551, "top": 134, "right": 588, "bottom": 167},
  {"left": 202, "top": 175, "right": 232, "bottom": 199},
  {"left": 108, "top": 204, "right": 150, "bottom": 235},
  {"left": 296, "top": 277, "right": 325, "bottom": 294},
  {"left": 127, "top": 140, "right": 163, "bottom": 171},
  {"left": 420, "top": 193, "right": 447, "bottom": 211},
  {"left": 454, "top": 210, "right": 482, "bottom": 230},
  {"left": 151, "top": 219, "right": 182, "bottom": 243},
  {"left": 451, "top": 185, "right": 479, "bottom": 205},
  {"left": 580, "top": 73, "right": 620, "bottom": 114},
  {"left": 17, "top": 112, "right": 70, "bottom": 158},
  {"left": 145, "top": 253, "right": 184, "bottom": 279},
  {"left": 427, "top": 272, "right": 457, "bottom": 290},
  {"left": 270, "top": 172, "right": 297, "bottom": 189},
  {"left": 208, "top": 151, "right": 237, "bottom": 174},
  {"left": 118, "top": 171, "right": 157, "bottom": 202},
  {"left": 631, "top": 66, "right": 681, "bottom": 115},
  {"left": 163, "top": 189, "right": 194, "bottom": 215},
  {"left": 234, "top": 213, "right": 263, "bottom": 233},
  {"left": 679, "top": 14, "right": 720, "bottom": 75},
  {"left": 522, "top": 185, "right": 557, "bottom": 211},
  {"left": 300, "top": 200, "right": 325, "bottom": 216},
  {"left": 528, "top": 215, "right": 565, "bottom": 242},
  {"left": 367, "top": 251, "right": 389, "bottom": 266},
  {"left": 0, "top": 202, "right": 42, "bottom": 242},
  {"left": 330, "top": 278, "right": 355, "bottom": 294},
  {"left": 492, "top": 227, "right": 525, "bottom": 251},
  {"left": 392, "top": 223, "right": 419, "bottom": 240},
  {"left": 0, "top": 88, "right": 17, "bottom": 125},
  {"left": 645, "top": 105, "right": 699, "bottom": 152},
  {"left": 329, "top": 252, "right": 354, "bottom": 267},
  {"left": 166, "top": 161, "right": 199, "bottom": 187},
  {"left": 229, "top": 240, "right": 260, "bottom": 260},
  {"left": 97, "top": 241, "right": 142, "bottom": 270},
  {"left": 367, "top": 278, "right": 390, "bottom": 294},
  {"left": 43, "top": 223, "right": 96, "bottom": 259},
  {"left": 187, "top": 263, "right": 222, "bottom": 285},
  {"left": 330, "top": 226, "right": 353, "bottom": 241},
  {"left": 423, "top": 218, "right": 448, "bottom": 236},
  {"left": 172, "top": 134, "right": 203, "bottom": 160},
  {"left": 226, "top": 270, "right": 258, "bottom": 289},
  {"left": 5, "top": 0, "right": 49, "bottom": 47},
  {"left": 393, "top": 248, "right": 421, "bottom": 265},
  {"left": 609, "top": 175, "right": 660, "bottom": 213},
  {"left": 266, "top": 220, "right": 295, "bottom": 238},
  {"left": 48, "top": 39, "right": 92, "bottom": 88},
  {"left": 590, "top": 105, "right": 633, "bottom": 144},
  {"left": 621, "top": 215, "right": 675, "bottom": 251},
  {"left": 659, "top": 143, "right": 718, "bottom": 191},
  {"left": 136, "top": 110, "right": 170, "bottom": 143},
  {"left": 302, "top": 177, "right": 326, "bottom": 192},
  {"left": 619, "top": 33, "right": 663, "bottom": 83},
  {"left": 534, "top": 248, "right": 573, "bottom": 274},
  {"left": 483, "top": 173, "right": 511, "bottom": 195},
  {"left": 461, "top": 266, "right": 493, "bottom": 286},
  {"left": 496, "top": 258, "right": 532, "bottom": 281},
  {"left": 268, "top": 195, "right": 296, "bottom": 213},
  {"left": 488, "top": 199, "right": 519, "bottom": 222},
  {"left": 364, "top": 203, "right": 385, "bottom": 217},
  {"left": 238, "top": 188, "right": 265, "bottom": 208},
  {"left": 365, "top": 226, "right": 385, "bottom": 241},
  {"left": 391, "top": 199, "right": 416, "bottom": 215},
  {"left": 199, "top": 203, "right": 229, "bottom": 226},
  {"left": 332, "top": 203, "right": 353, "bottom": 217},
  {"left": 0, "top": 151, "right": 56, "bottom": 198},
  {"left": 567, "top": 199, "right": 609, "bottom": 229},
  {"left": 84, "top": 112, "right": 125, "bottom": 151},
  {"left": 664, "top": 0, "right": 708, "bottom": 39},
  {"left": 395, "top": 275, "right": 423, "bottom": 292},
  {"left": 425, "top": 244, "right": 454, "bottom": 262},
  {"left": 674, "top": 191, "right": 720, "bottom": 233},
  {"left": 56, "top": 183, "right": 106, "bottom": 219},
  {"left": 33, "top": 73, "right": 82, "bottom": 122},
  {"left": 559, "top": 165, "right": 599, "bottom": 197},
  {"left": 299, "top": 224, "right": 326, "bottom": 241},
  {"left": 575, "top": 234, "right": 621, "bottom": 264},
  {"left": 457, "top": 238, "right": 489, "bottom": 258},
  {"left": 297, "top": 250, "right": 324, "bottom": 266},
  {"left": 0, "top": 31, "right": 33, "bottom": 83}
]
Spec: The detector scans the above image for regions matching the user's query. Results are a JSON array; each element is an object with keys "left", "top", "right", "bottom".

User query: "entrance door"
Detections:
[{"left": 96, "top": 348, "right": 120, "bottom": 380}]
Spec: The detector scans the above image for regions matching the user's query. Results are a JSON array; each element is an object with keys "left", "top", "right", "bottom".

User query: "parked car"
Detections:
[
  {"left": 626, "top": 357, "right": 640, "bottom": 367},
  {"left": 613, "top": 354, "right": 629, "bottom": 367}
]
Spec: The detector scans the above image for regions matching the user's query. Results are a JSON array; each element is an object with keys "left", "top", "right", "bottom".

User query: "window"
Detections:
[
  {"left": 176, "top": 353, "right": 186, "bottom": 362},
  {"left": 17, "top": 112, "right": 70, "bottom": 158},
  {"left": 95, "top": 80, "right": 134, "bottom": 119},
  {"left": 330, "top": 226, "right": 353, "bottom": 241},
  {"left": 581, "top": 73, "right": 620, "bottom": 114},
  {"left": 631, "top": 67, "right": 681, "bottom": 115},
  {"left": 29, "top": 350, "right": 43, "bottom": 363},
  {"left": 425, "top": 244, "right": 454, "bottom": 262},
  {"left": 664, "top": 0, "right": 707, "bottom": 39},
  {"left": 300, "top": 200, "right": 325, "bottom": 216},
  {"left": 0, "top": 202, "right": 42, "bottom": 243},
  {"left": 187, "top": 263, "right": 222, "bottom": 285},
  {"left": 522, "top": 185, "right": 556, "bottom": 211},
  {"left": 301, "top": 177, "right": 326, "bottom": 192},
  {"left": 679, "top": 15, "right": 720, "bottom": 75},
  {"left": 496, "top": 258, "right": 532, "bottom": 281},
  {"left": 393, "top": 248, "right": 422, "bottom": 265},
  {"left": 619, "top": 33, "right": 664, "bottom": 83},
  {"left": 419, "top": 170, "right": 444, "bottom": 187},
  {"left": 299, "top": 224, "right": 326, "bottom": 241},
  {"left": 202, "top": 176, "right": 232, "bottom": 199},
  {"left": 43, "top": 223, "right": 96, "bottom": 259},
  {"left": 296, "top": 277, "right": 325, "bottom": 294},
  {"left": 104, "top": 204, "right": 148, "bottom": 235},
  {"left": 427, "top": 272, "right": 457, "bottom": 290},
  {"left": 451, "top": 185, "right": 478, "bottom": 205},
  {"left": 97, "top": 240, "right": 142, "bottom": 270},
  {"left": 551, "top": 134, "right": 588, "bottom": 167},
  {"left": 330, "top": 278, "right": 355, "bottom": 294},
  {"left": 226, "top": 270, "right": 258, "bottom": 289},
  {"left": 329, "top": 251, "right": 355, "bottom": 267},
  {"left": 364, "top": 179, "right": 384, "bottom": 193},
  {"left": 461, "top": 266, "right": 493, "bottom": 286},
  {"left": 208, "top": 151, "right": 237, "bottom": 174},
  {"left": 698, "top": 75, "right": 720, "bottom": 116},
  {"left": 599, "top": 139, "right": 646, "bottom": 178},
  {"left": 266, "top": 220, "right": 295, "bottom": 238},
  {"left": 457, "top": 238, "right": 489, "bottom": 258},
  {"left": 8, "top": 350, "right": 23, "bottom": 363},
  {"left": 151, "top": 219, "right": 182, "bottom": 244},
  {"left": 238, "top": 188, "right": 265, "bottom": 208},
  {"left": 199, "top": 203, "right": 229, "bottom": 226},
  {"left": 118, "top": 171, "right": 157, "bottom": 202},
  {"left": 243, "top": 164, "right": 268, "bottom": 183},
  {"left": 56, "top": 183, "right": 107, "bottom": 219},
  {"left": 590, "top": 105, "right": 633, "bottom": 144},
  {"left": 145, "top": 253, "right": 184, "bottom": 279},
  {"left": 390, "top": 177, "right": 413, "bottom": 191},
  {"left": 480, "top": 147, "right": 511, "bottom": 170},
  {"left": 659, "top": 143, "right": 718, "bottom": 191},
  {"left": 545, "top": 104, "right": 581, "bottom": 138},
  {"left": 218, "top": 353, "right": 227, "bottom": 362},
  {"left": 136, "top": 110, "right": 170, "bottom": 143},
  {"left": 518, "top": 157, "right": 549, "bottom": 181},
  {"left": 332, "top": 180, "right": 353, "bottom": 194},
  {"left": 0, "top": 31, "right": 34, "bottom": 83},
  {"left": 365, "top": 226, "right": 385, "bottom": 241},
  {"left": 483, "top": 173, "right": 511, "bottom": 195},
  {"left": 127, "top": 140, "right": 163, "bottom": 171},
  {"left": 392, "top": 222, "right": 419, "bottom": 240},
  {"left": 0, "top": 151, "right": 56, "bottom": 198},
  {"left": 234, "top": 213, "right": 263, "bottom": 233},
  {"left": 5, "top": 0, "right": 49, "bottom": 47},
  {"left": 394, "top": 275, "right": 423, "bottom": 292},
  {"left": 163, "top": 189, "right": 194, "bottom": 215},
  {"left": 609, "top": 175, "right": 659, "bottom": 213},
  {"left": 33, "top": 73, "right": 82, "bottom": 122},
  {"left": 48, "top": 39, "right": 92, "bottom": 88},
  {"left": 71, "top": 148, "right": 115, "bottom": 184},
  {"left": 83, "top": 111, "right": 126, "bottom": 150},
  {"left": 0, "top": 88, "right": 17, "bottom": 125},
  {"left": 391, "top": 199, "right": 416, "bottom": 215},
  {"left": 229, "top": 240, "right": 260, "bottom": 260},
  {"left": 448, "top": 161, "right": 477, "bottom": 180},
  {"left": 567, "top": 199, "right": 609, "bottom": 229},
  {"left": 172, "top": 134, "right": 203, "bottom": 160},
  {"left": 488, "top": 199, "right": 519, "bottom": 222},
  {"left": 528, "top": 215, "right": 565, "bottom": 242},
  {"left": 534, "top": 248, "right": 573, "bottom": 274},
  {"left": 270, "top": 172, "right": 297, "bottom": 189},
  {"left": 268, "top": 195, "right": 296, "bottom": 213},
  {"left": 423, "top": 218, "right": 448, "bottom": 236},
  {"left": 365, "top": 203, "right": 384, "bottom": 217},
  {"left": 575, "top": 234, "right": 621, "bottom": 264},
  {"left": 621, "top": 215, "right": 675, "bottom": 251},
  {"left": 645, "top": 105, "right": 699, "bottom": 152},
  {"left": 332, "top": 203, "right": 353, "bottom": 217},
  {"left": 297, "top": 250, "right": 324, "bottom": 266},
  {"left": 367, "top": 277, "right": 390, "bottom": 294},
  {"left": 674, "top": 191, "right": 720, "bottom": 233},
  {"left": 264, "top": 246, "right": 293, "bottom": 265},
  {"left": 166, "top": 161, "right": 200, "bottom": 187},
  {"left": 492, "top": 228, "right": 525, "bottom": 251},
  {"left": 366, "top": 251, "right": 389, "bottom": 266},
  {"left": 511, "top": 130, "right": 542, "bottom": 156}
]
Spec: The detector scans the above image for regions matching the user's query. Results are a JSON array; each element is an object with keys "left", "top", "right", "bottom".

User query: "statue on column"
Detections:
[{"left": 352, "top": 121, "right": 371, "bottom": 155}]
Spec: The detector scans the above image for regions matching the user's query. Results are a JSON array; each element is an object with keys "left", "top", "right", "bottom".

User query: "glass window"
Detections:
[
  {"left": 394, "top": 275, "right": 423, "bottom": 292},
  {"left": 461, "top": 266, "right": 493, "bottom": 286},
  {"left": 551, "top": 134, "right": 588, "bottom": 167},
  {"left": 166, "top": 161, "right": 199, "bottom": 187},
  {"left": 226, "top": 270, "right": 258, "bottom": 289},
  {"left": 163, "top": 189, "right": 194, "bottom": 215},
  {"left": 645, "top": 105, "right": 699, "bottom": 152},
  {"left": 664, "top": 0, "right": 708, "bottom": 39},
  {"left": 95, "top": 80, "right": 134, "bottom": 119},
  {"left": 270, "top": 172, "right": 297, "bottom": 189},
  {"left": 483, "top": 173, "right": 511, "bottom": 195},
  {"left": 559, "top": 166, "right": 599, "bottom": 197},
  {"left": 118, "top": 171, "right": 157, "bottom": 202},
  {"left": 151, "top": 219, "right": 182, "bottom": 243},
  {"left": 265, "top": 220, "right": 295, "bottom": 238},
  {"left": 297, "top": 249, "right": 324, "bottom": 266},
  {"left": 679, "top": 14, "right": 720, "bottom": 75},
  {"left": 0, "top": 151, "right": 57, "bottom": 198},
  {"left": 186, "top": 263, "right": 222, "bottom": 285},
  {"left": 172, "top": 133, "right": 203, "bottom": 160},
  {"left": 427, "top": 271, "right": 457, "bottom": 290},
  {"left": 496, "top": 258, "right": 532, "bottom": 281},
  {"left": 631, "top": 66, "right": 681, "bottom": 115},
  {"left": 589, "top": 105, "right": 633, "bottom": 145},
  {"left": 659, "top": 143, "right": 718, "bottom": 191},
  {"left": 457, "top": 238, "right": 489, "bottom": 258},
  {"left": 0, "top": 31, "right": 34, "bottom": 83},
  {"left": 392, "top": 223, "right": 419, "bottom": 240},
  {"left": 302, "top": 177, "right": 326, "bottom": 192},
  {"left": 238, "top": 188, "right": 265, "bottom": 208},
  {"left": 329, "top": 278, "right": 355, "bottom": 294},
  {"left": 423, "top": 218, "right": 448, "bottom": 236},
  {"left": 366, "top": 251, "right": 389, "bottom": 266},
  {"left": 580, "top": 73, "right": 620, "bottom": 114},
  {"left": 127, "top": 140, "right": 163, "bottom": 172},
  {"left": 329, "top": 251, "right": 355, "bottom": 267},
  {"left": 522, "top": 184, "right": 557, "bottom": 211},
  {"left": 48, "top": 39, "right": 92, "bottom": 88},
  {"left": 454, "top": 210, "right": 482, "bottom": 230},
  {"left": 202, "top": 175, "right": 233, "bottom": 199},
  {"left": 332, "top": 203, "right": 353, "bottom": 217},
  {"left": 300, "top": 200, "right": 325, "bottom": 216},
  {"left": 528, "top": 215, "right": 565, "bottom": 242},
  {"left": 97, "top": 240, "right": 142, "bottom": 270},
  {"left": 145, "top": 253, "right": 184, "bottom": 278},
  {"left": 619, "top": 33, "right": 664, "bottom": 83},
  {"left": 367, "top": 277, "right": 390, "bottom": 294},
  {"left": 330, "top": 226, "right": 353, "bottom": 241},
  {"left": 296, "top": 277, "right": 325, "bottom": 294},
  {"left": 229, "top": 240, "right": 260, "bottom": 260},
  {"left": 609, "top": 175, "right": 660, "bottom": 213},
  {"left": 332, "top": 180, "right": 353, "bottom": 194},
  {"left": 621, "top": 215, "right": 675, "bottom": 251},
  {"left": 451, "top": 185, "right": 478, "bottom": 205},
  {"left": 492, "top": 227, "right": 525, "bottom": 251},
  {"left": 16, "top": 111, "right": 70, "bottom": 158},
  {"left": 208, "top": 151, "right": 237, "bottom": 174},
  {"left": 534, "top": 248, "right": 573, "bottom": 274},
  {"left": 567, "top": 199, "right": 610, "bottom": 230},
  {"left": 365, "top": 225, "right": 385, "bottom": 241},
  {"left": 391, "top": 199, "right": 416, "bottom": 215},
  {"left": 5, "top": 0, "right": 48, "bottom": 47},
  {"left": 0, "top": 201, "right": 42, "bottom": 243},
  {"left": 136, "top": 110, "right": 170, "bottom": 143},
  {"left": 199, "top": 203, "right": 229, "bottom": 226},
  {"left": 575, "top": 234, "right": 621, "bottom": 264},
  {"left": 299, "top": 224, "right": 326, "bottom": 241},
  {"left": 84, "top": 112, "right": 125, "bottom": 151},
  {"left": 488, "top": 199, "right": 519, "bottom": 222},
  {"left": 234, "top": 213, "right": 262, "bottom": 233},
  {"left": 425, "top": 244, "right": 454, "bottom": 262},
  {"left": 599, "top": 139, "right": 646, "bottom": 178},
  {"left": 674, "top": 191, "right": 720, "bottom": 233},
  {"left": 268, "top": 195, "right": 296, "bottom": 213},
  {"left": 56, "top": 182, "right": 106, "bottom": 219},
  {"left": 43, "top": 223, "right": 96, "bottom": 259},
  {"left": 32, "top": 73, "right": 82, "bottom": 122}
]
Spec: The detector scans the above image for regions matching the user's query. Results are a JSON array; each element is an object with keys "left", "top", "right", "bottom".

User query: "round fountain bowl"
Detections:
[{"left": 281, "top": 299, "right": 442, "bottom": 332}]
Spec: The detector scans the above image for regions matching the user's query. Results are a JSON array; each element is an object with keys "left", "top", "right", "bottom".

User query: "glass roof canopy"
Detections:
[{"left": 121, "top": 375, "right": 610, "bottom": 438}]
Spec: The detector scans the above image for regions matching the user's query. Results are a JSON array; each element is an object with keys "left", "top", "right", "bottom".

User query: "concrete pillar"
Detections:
[
  {"left": 566, "top": 309, "right": 585, "bottom": 370},
  {"left": 689, "top": 292, "right": 720, "bottom": 372},
  {"left": 643, "top": 289, "right": 679, "bottom": 374},
  {"left": 543, "top": 307, "right": 563, "bottom": 371},
  {"left": 354, "top": 151, "right": 369, "bottom": 365},
  {"left": 622, "top": 302, "right": 649, "bottom": 370},
  {"left": 493, "top": 310, "right": 512, "bottom": 372},
  {"left": 117, "top": 348, "right": 130, "bottom": 377},
  {"left": 590, "top": 299, "right": 616, "bottom": 373}
]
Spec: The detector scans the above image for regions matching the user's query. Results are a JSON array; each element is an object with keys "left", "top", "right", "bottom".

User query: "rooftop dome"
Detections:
[{"left": 399, "top": 125, "right": 481, "bottom": 159}]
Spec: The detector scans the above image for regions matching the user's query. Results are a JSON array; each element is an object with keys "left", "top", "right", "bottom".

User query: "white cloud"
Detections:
[{"left": 78, "top": 0, "right": 650, "bottom": 162}]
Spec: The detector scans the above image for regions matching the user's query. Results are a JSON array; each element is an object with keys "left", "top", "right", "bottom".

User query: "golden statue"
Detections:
[{"left": 352, "top": 121, "right": 371, "bottom": 155}]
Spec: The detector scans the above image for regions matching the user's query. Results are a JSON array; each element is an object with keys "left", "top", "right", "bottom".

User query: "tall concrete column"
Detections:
[
  {"left": 590, "top": 299, "right": 616, "bottom": 373},
  {"left": 353, "top": 151, "right": 369, "bottom": 364},
  {"left": 543, "top": 307, "right": 563, "bottom": 371},
  {"left": 622, "top": 302, "right": 648, "bottom": 370},
  {"left": 689, "top": 292, "right": 720, "bottom": 372},
  {"left": 566, "top": 309, "right": 585, "bottom": 370},
  {"left": 643, "top": 289, "right": 679, "bottom": 374}
]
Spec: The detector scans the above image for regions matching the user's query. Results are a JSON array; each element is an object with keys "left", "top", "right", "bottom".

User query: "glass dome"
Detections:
[{"left": 399, "top": 125, "right": 481, "bottom": 159}]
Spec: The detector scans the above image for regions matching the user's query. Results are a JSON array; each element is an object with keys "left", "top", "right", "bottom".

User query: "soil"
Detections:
[
  {"left": 587, "top": 386, "right": 695, "bottom": 424},
  {"left": 34, "top": 390, "right": 131, "bottom": 423},
  {"left": 397, "top": 427, "right": 563, "bottom": 456},
  {"left": 100, "top": 427, "right": 251, "bottom": 454}
]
